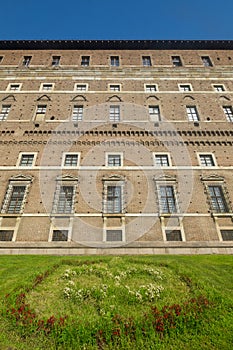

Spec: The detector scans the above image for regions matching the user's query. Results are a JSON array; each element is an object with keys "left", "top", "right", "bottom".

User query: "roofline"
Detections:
[{"left": 0, "top": 40, "right": 233, "bottom": 50}]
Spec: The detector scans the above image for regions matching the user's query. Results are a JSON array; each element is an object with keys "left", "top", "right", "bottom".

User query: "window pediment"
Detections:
[
  {"left": 2, "top": 95, "right": 16, "bottom": 102},
  {"left": 200, "top": 174, "right": 224, "bottom": 182},
  {"left": 9, "top": 174, "right": 33, "bottom": 182},
  {"left": 71, "top": 95, "right": 87, "bottom": 102},
  {"left": 37, "top": 95, "right": 51, "bottom": 101},
  {"left": 146, "top": 95, "right": 160, "bottom": 101},
  {"left": 107, "top": 95, "right": 122, "bottom": 102}
]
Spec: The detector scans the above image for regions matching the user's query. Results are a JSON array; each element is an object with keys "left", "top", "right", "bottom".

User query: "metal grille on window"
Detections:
[
  {"left": 72, "top": 106, "right": 83, "bottom": 121},
  {"left": 52, "top": 230, "right": 68, "bottom": 241},
  {"left": 106, "top": 186, "right": 122, "bottom": 213},
  {"left": 20, "top": 154, "right": 34, "bottom": 167},
  {"left": 155, "top": 155, "right": 169, "bottom": 166},
  {"left": 208, "top": 186, "right": 228, "bottom": 213},
  {"left": 186, "top": 106, "right": 199, "bottom": 122},
  {"left": 106, "top": 230, "right": 122, "bottom": 241},
  {"left": 0, "top": 105, "right": 11, "bottom": 121},
  {"left": 64, "top": 155, "right": 78, "bottom": 166},
  {"left": 159, "top": 185, "right": 177, "bottom": 213},
  {"left": 0, "top": 230, "right": 14, "bottom": 241},
  {"left": 7, "top": 186, "right": 26, "bottom": 213},
  {"left": 109, "top": 106, "right": 120, "bottom": 122},
  {"left": 223, "top": 106, "right": 233, "bottom": 122},
  {"left": 220, "top": 230, "right": 233, "bottom": 241},
  {"left": 56, "top": 186, "right": 74, "bottom": 214},
  {"left": 165, "top": 230, "right": 182, "bottom": 241},
  {"left": 108, "top": 155, "right": 121, "bottom": 166}
]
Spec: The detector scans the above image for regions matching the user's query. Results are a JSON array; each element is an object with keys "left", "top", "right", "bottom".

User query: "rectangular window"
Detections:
[
  {"left": 57, "top": 186, "right": 74, "bottom": 214},
  {"left": 159, "top": 185, "right": 177, "bottom": 213},
  {"left": 155, "top": 154, "right": 170, "bottom": 167},
  {"left": 208, "top": 186, "right": 228, "bottom": 213},
  {"left": 35, "top": 105, "right": 47, "bottom": 121},
  {"left": 201, "top": 56, "right": 213, "bottom": 67},
  {"left": 0, "top": 230, "right": 14, "bottom": 241},
  {"left": 52, "top": 56, "right": 60, "bottom": 66},
  {"left": 172, "top": 56, "right": 182, "bottom": 67},
  {"left": 107, "top": 154, "right": 122, "bottom": 167},
  {"left": 106, "top": 186, "right": 122, "bottom": 213},
  {"left": 75, "top": 84, "right": 87, "bottom": 91},
  {"left": 213, "top": 84, "right": 225, "bottom": 92},
  {"left": 186, "top": 106, "right": 199, "bottom": 122},
  {"left": 106, "top": 230, "right": 122, "bottom": 241},
  {"left": 179, "top": 84, "right": 192, "bottom": 92},
  {"left": 19, "top": 154, "right": 35, "bottom": 167},
  {"left": 165, "top": 229, "right": 182, "bottom": 241},
  {"left": 223, "top": 106, "right": 233, "bottom": 122},
  {"left": 145, "top": 84, "right": 157, "bottom": 92},
  {"left": 109, "top": 84, "right": 121, "bottom": 91},
  {"left": 6, "top": 186, "right": 26, "bottom": 214},
  {"left": 23, "top": 56, "right": 31, "bottom": 67},
  {"left": 72, "top": 105, "right": 83, "bottom": 122},
  {"left": 142, "top": 56, "right": 152, "bottom": 66},
  {"left": 0, "top": 105, "right": 11, "bottom": 121},
  {"left": 81, "top": 56, "right": 90, "bottom": 66},
  {"left": 149, "top": 105, "right": 161, "bottom": 121},
  {"left": 64, "top": 154, "right": 79, "bottom": 167},
  {"left": 199, "top": 154, "right": 215, "bottom": 166},
  {"left": 9, "top": 84, "right": 21, "bottom": 91},
  {"left": 41, "top": 83, "right": 53, "bottom": 91},
  {"left": 52, "top": 230, "right": 68, "bottom": 241},
  {"left": 0, "top": 56, "right": 3, "bottom": 63},
  {"left": 109, "top": 105, "right": 120, "bottom": 122},
  {"left": 220, "top": 230, "right": 233, "bottom": 241},
  {"left": 110, "top": 56, "right": 120, "bottom": 67}
]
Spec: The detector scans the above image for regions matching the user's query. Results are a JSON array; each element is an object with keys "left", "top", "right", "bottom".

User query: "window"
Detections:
[
  {"left": 186, "top": 106, "right": 199, "bottom": 122},
  {"left": 172, "top": 56, "right": 182, "bottom": 67},
  {"left": 0, "top": 105, "right": 11, "bottom": 121},
  {"left": 8, "top": 84, "right": 21, "bottom": 91},
  {"left": 0, "top": 230, "right": 14, "bottom": 241},
  {"left": 52, "top": 230, "right": 68, "bottom": 241},
  {"left": 145, "top": 84, "right": 157, "bottom": 92},
  {"left": 201, "top": 56, "right": 213, "bottom": 67},
  {"left": 208, "top": 185, "right": 228, "bottom": 213},
  {"left": 109, "top": 84, "right": 121, "bottom": 91},
  {"left": 75, "top": 84, "right": 87, "bottom": 91},
  {"left": 142, "top": 56, "right": 152, "bottom": 66},
  {"left": 19, "top": 154, "right": 35, "bottom": 167},
  {"left": 165, "top": 229, "right": 182, "bottom": 241},
  {"left": 179, "top": 84, "right": 192, "bottom": 92},
  {"left": 81, "top": 56, "right": 90, "bottom": 66},
  {"left": 109, "top": 105, "right": 120, "bottom": 122},
  {"left": 106, "top": 230, "right": 122, "bottom": 241},
  {"left": 107, "top": 154, "right": 122, "bottom": 167},
  {"left": 106, "top": 186, "right": 122, "bottom": 213},
  {"left": 159, "top": 185, "right": 177, "bottom": 213},
  {"left": 223, "top": 106, "right": 233, "bottom": 122},
  {"left": 63, "top": 154, "right": 79, "bottom": 167},
  {"left": 220, "top": 230, "right": 233, "bottom": 241},
  {"left": 35, "top": 105, "right": 47, "bottom": 121},
  {"left": 72, "top": 105, "right": 83, "bottom": 122},
  {"left": 155, "top": 154, "right": 170, "bottom": 167},
  {"left": 213, "top": 84, "right": 225, "bottom": 92},
  {"left": 0, "top": 56, "right": 3, "bottom": 63},
  {"left": 5, "top": 186, "right": 26, "bottom": 214},
  {"left": 110, "top": 56, "right": 120, "bottom": 67},
  {"left": 41, "top": 83, "right": 53, "bottom": 91},
  {"left": 52, "top": 56, "right": 60, "bottom": 66},
  {"left": 56, "top": 186, "right": 74, "bottom": 214},
  {"left": 149, "top": 105, "right": 161, "bottom": 121},
  {"left": 199, "top": 154, "right": 215, "bottom": 166},
  {"left": 23, "top": 56, "right": 31, "bottom": 67}
]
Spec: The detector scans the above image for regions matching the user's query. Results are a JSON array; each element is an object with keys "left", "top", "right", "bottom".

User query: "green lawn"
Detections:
[{"left": 0, "top": 255, "right": 232, "bottom": 349}]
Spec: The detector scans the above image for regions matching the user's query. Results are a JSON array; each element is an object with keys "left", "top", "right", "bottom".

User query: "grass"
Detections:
[{"left": 0, "top": 255, "right": 232, "bottom": 349}]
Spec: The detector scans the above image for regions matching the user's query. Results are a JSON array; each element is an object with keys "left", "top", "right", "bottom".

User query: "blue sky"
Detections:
[{"left": 0, "top": 0, "right": 233, "bottom": 40}]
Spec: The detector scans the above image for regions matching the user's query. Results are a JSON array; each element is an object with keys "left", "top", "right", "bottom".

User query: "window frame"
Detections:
[
  {"left": 81, "top": 56, "right": 90, "bottom": 67},
  {"left": 149, "top": 105, "right": 161, "bottom": 122},
  {"left": 52, "top": 56, "right": 61, "bottom": 67},
  {"left": 110, "top": 56, "right": 120, "bottom": 67},
  {"left": 223, "top": 106, "right": 233, "bottom": 122},
  {"left": 62, "top": 152, "right": 80, "bottom": 167},
  {"left": 40, "top": 83, "right": 54, "bottom": 91},
  {"left": 178, "top": 84, "right": 192, "bottom": 92},
  {"left": 207, "top": 185, "right": 229, "bottom": 213},
  {"left": 201, "top": 56, "right": 213, "bottom": 67},
  {"left": 74, "top": 83, "right": 88, "bottom": 91},
  {"left": 71, "top": 105, "right": 83, "bottom": 122},
  {"left": 109, "top": 105, "right": 120, "bottom": 122},
  {"left": 186, "top": 105, "right": 200, "bottom": 122},
  {"left": 142, "top": 56, "right": 152, "bottom": 67},
  {"left": 23, "top": 56, "right": 32, "bottom": 67},
  {"left": 144, "top": 84, "right": 158, "bottom": 92},
  {"left": 7, "top": 83, "right": 22, "bottom": 91},
  {"left": 171, "top": 56, "right": 182, "bottom": 67},
  {"left": 212, "top": 84, "right": 225, "bottom": 92},
  {"left": 158, "top": 185, "right": 178, "bottom": 214},
  {"left": 106, "top": 153, "right": 123, "bottom": 167},
  {"left": 198, "top": 153, "right": 216, "bottom": 167},
  {"left": 34, "top": 104, "right": 47, "bottom": 121},
  {"left": 109, "top": 84, "right": 121, "bottom": 92},
  {"left": 17, "top": 152, "right": 37, "bottom": 167},
  {"left": 0, "top": 104, "right": 11, "bottom": 121},
  {"left": 153, "top": 153, "right": 171, "bottom": 167}
]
